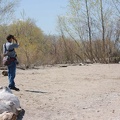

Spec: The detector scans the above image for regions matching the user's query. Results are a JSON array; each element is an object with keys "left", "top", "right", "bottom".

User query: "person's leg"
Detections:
[
  {"left": 8, "top": 61, "right": 16, "bottom": 88},
  {"left": 7, "top": 61, "right": 19, "bottom": 91}
]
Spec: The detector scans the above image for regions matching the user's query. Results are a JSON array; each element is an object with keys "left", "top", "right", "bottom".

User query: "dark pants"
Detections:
[{"left": 7, "top": 61, "right": 16, "bottom": 88}]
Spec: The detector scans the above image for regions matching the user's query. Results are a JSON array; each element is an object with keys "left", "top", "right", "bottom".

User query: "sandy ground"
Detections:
[{"left": 0, "top": 63, "right": 120, "bottom": 120}]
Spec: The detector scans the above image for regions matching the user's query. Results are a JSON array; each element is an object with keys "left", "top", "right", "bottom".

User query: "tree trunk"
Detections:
[
  {"left": 85, "top": 0, "right": 93, "bottom": 62},
  {"left": 100, "top": 0, "right": 106, "bottom": 62}
]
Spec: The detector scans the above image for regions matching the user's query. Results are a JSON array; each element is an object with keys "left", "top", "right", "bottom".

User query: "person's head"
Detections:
[{"left": 6, "top": 34, "right": 14, "bottom": 42}]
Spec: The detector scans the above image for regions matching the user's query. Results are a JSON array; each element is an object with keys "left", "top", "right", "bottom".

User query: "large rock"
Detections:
[{"left": 0, "top": 86, "right": 22, "bottom": 120}]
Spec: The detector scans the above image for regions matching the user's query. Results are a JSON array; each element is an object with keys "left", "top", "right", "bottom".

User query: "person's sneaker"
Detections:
[{"left": 9, "top": 87, "right": 20, "bottom": 91}]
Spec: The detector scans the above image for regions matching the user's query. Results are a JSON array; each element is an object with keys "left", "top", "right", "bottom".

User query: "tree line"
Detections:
[
  {"left": 57, "top": 0, "right": 120, "bottom": 63},
  {"left": 0, "top": 0, "right": 120, "bottom": 68}
]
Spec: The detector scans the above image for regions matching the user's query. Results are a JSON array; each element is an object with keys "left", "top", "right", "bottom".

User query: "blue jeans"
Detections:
[{"left": 7, "top": 61, "right": 16, "bottom": 88}]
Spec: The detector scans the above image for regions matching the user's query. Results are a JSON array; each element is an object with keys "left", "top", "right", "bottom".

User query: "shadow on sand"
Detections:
[
  {"left": 25, "top": 90, "right": 48, "bottom": 94},
  {"left": 17, "top": 109, "right": 25, "bottom": 120}
]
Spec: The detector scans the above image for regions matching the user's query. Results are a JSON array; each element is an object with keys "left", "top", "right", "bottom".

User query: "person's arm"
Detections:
[
  {"left": 13, "top": 37, "right": 18, "bottom": 44},
  {"left": 12, "top": 37, "right": 19, "bottom": 48}
]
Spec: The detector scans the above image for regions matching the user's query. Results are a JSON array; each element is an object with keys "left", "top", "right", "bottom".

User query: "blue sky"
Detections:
[{"left": 15, "top": 0, "right": 68, "bottom": 35}]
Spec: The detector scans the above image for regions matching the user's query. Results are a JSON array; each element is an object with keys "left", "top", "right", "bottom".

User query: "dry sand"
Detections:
[{"left": 0, "top": 63, "right": 120, "bottom": 120}]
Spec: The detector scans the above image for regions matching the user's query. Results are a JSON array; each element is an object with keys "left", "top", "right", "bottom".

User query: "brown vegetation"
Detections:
[{"left": 0, "top": 0, "right": 120, "bottom": 68}]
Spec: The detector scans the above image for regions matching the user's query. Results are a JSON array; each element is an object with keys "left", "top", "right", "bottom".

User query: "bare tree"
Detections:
[
  {"left": 57, "top": 0, "right": 120, "bottom": 63},
  {"left": 0, "top": 0, "right": 19, "bottom": 24},
  {"left": 84, "top": 0, "right": 93, "bottom": 61},
  {"left": 100, "top": 0, "right": 106, "bottom": 61},
  {"left": 112, "top": 0, "right": 120, "bottom": 15}
]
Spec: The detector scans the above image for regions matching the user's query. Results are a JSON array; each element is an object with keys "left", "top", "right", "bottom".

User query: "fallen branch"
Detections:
[{"left": 0, "top": 67, "right": 7, "bottom": 70}]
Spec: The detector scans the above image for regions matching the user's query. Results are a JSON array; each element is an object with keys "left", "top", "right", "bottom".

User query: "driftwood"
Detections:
[
  {"left": 59, "top": 65, "right": 68, "bottom": 67},
  {"left": 16, "top": 66, "right": 38, "bottom": 70},
  {"left": 2, "top": 71, "right": 8, "bottom": 76},
  {"left": 0, "top": 66, "right": 26, "bottom": 70},
  {"left": 0, "top": 66, "right": 39, "bottom": 71},
  {"left": 0, "top": 67, "right": 7, "bottom": 70},
  {"left": 16, "top": 66, "right": 26, "bottom": 70}
]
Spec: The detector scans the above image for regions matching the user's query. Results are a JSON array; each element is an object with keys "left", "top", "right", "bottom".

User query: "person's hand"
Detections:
[{"left": 13, "top": 37, "right": 18, "bottom": 43}]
